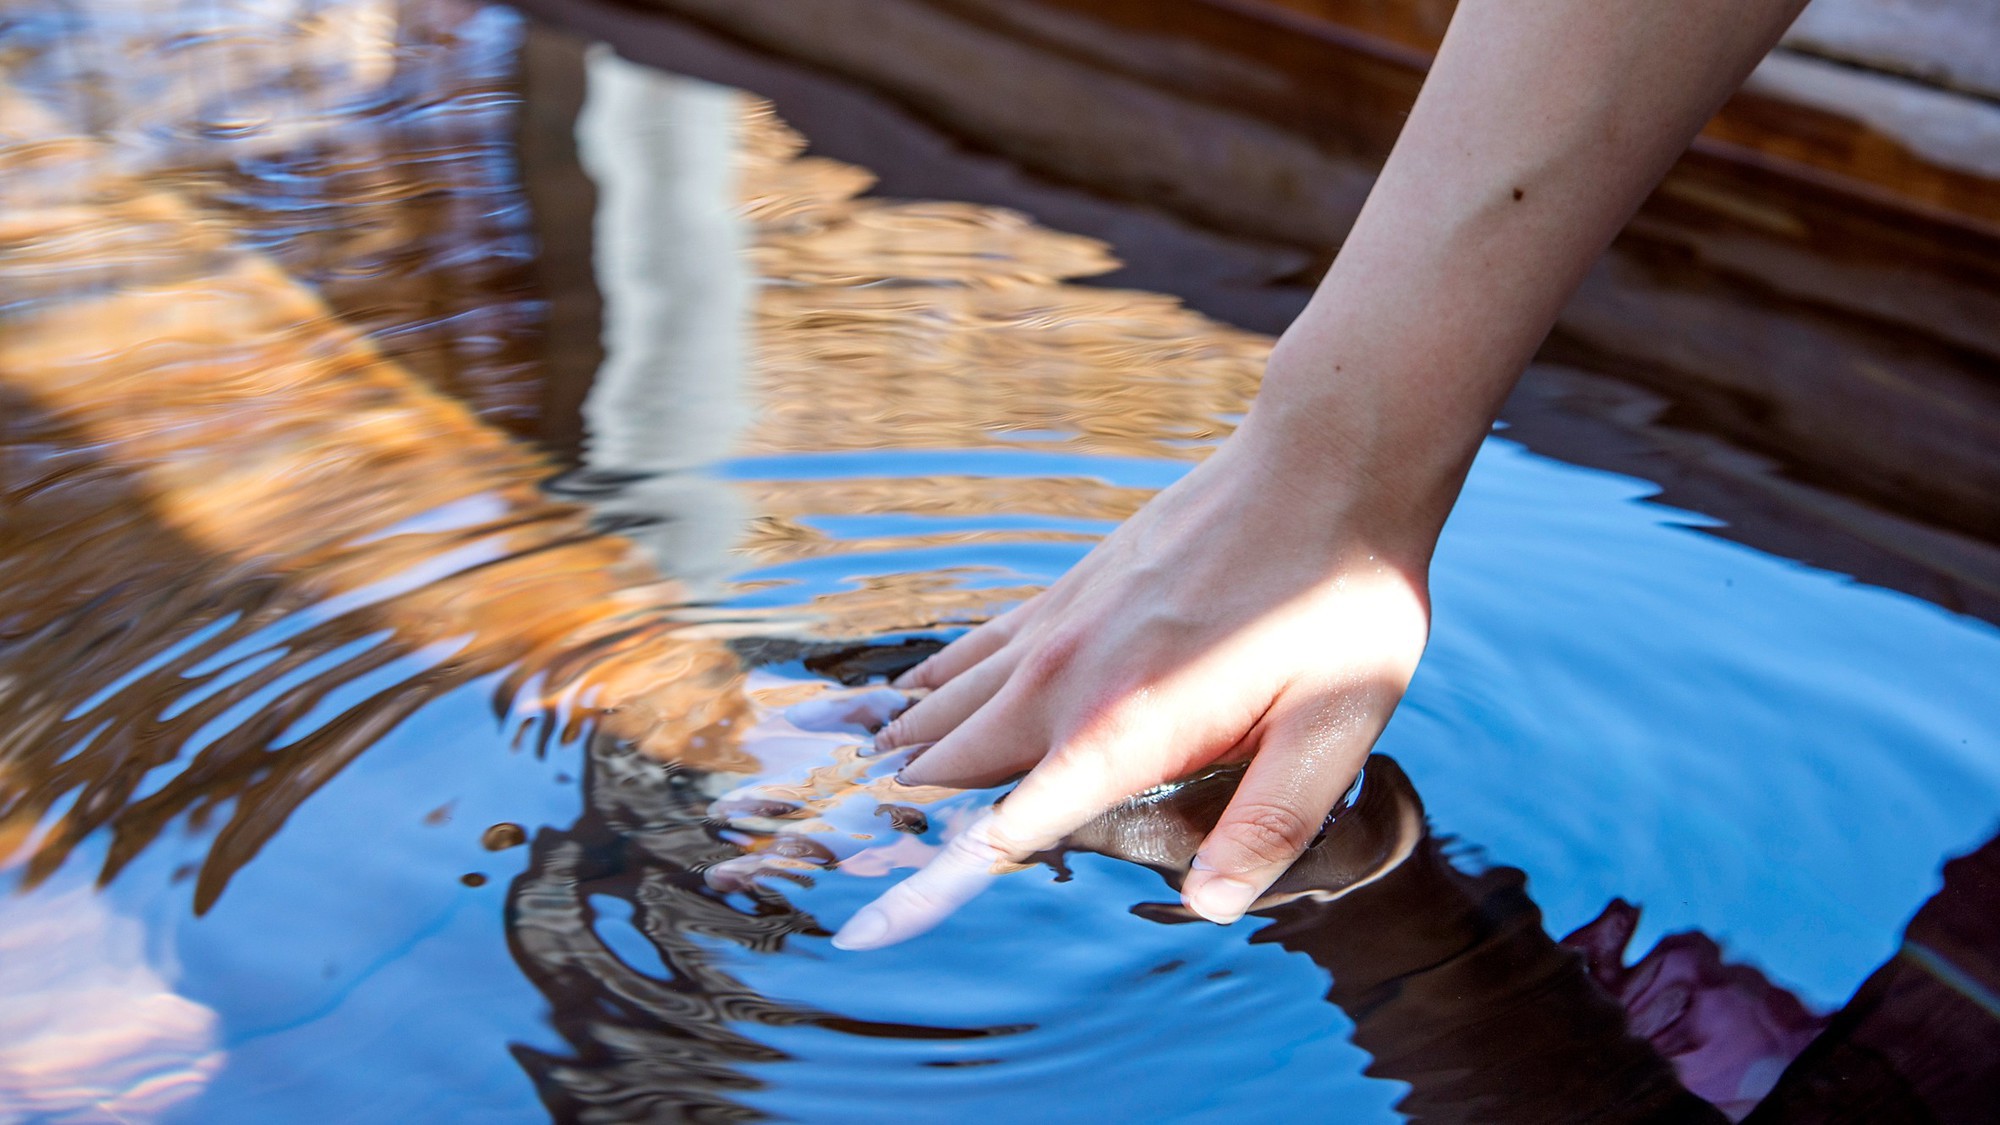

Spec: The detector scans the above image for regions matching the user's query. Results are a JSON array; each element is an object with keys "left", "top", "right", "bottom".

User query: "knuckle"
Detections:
[
  {"left": 899, "top": 658, "right": 940, "bottom": 689},
  {"left": 1040, "top": 737, "right": 1117, "bottom": 790},
  {"left": 979, "top": 813, "right": 1046, "bottom": 860},
  {"left": 987, "top": 610, "right": 1024, "bottom": 642},
  {"left": 891, "top": 879, "right": 946, "bottom": 917},
  {"left": 1026, "top": 741, "right": 1135, "bottom": 817},
  {"left": 1016, "top": 630, "right": 1085, "bottom": 689},
  {"left": 1218, "top": 802, "right": 1315, "bottom": 868},
  {"left": 876, "top": 715, "right": 914, "bottom": 748},
  {"left": 1048, "top": 683, "right": 1153, "bottom": 760}
]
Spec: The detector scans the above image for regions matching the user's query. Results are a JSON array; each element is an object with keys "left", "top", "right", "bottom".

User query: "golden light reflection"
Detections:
[
  {"left": 0, "top": 7, "right": 747, "bottom": 909},
  {"left": 735, "top": 475, "right": 1155, "bottom": 523},
  {"left": 0, "top": 0, "right": 1279, "bottom": 913},
  {"left": 723, "top": 102, "right": 1274, "bottom": 637},
  {"left": 733, "top": 105, "right": 1269, "bottom": 465}
]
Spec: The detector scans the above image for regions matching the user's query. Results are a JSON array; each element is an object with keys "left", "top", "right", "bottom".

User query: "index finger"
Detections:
[{"left": 830, "top": 724, "right": 1171, "bottom": 950}]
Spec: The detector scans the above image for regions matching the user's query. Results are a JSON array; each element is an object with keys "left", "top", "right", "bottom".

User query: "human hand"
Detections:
[
  {"left": 827, "top": 0, "right": 1811, "bottom": 957},
  {"left": 831, "top": 416, "right": 1436, "bottom": 950}
]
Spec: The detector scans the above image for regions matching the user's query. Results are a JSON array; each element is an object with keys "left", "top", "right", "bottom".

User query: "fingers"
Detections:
[
  {"left": 874, "top": 647, "right": 1019, "bottom": 758},
  {"left": 890, "top": 674, "right": 1050, "bottom": 788},
  {"left": 830, "top": 808, "right": 1014, "bottom": 950},
  {"left": 835, "top": 713, "right": 1177, "bottom": 950},
  {"left": 1180, "top": 692, "right": 1378, "bottom": 924},
  {"left": 893, "top": 596, "right": 1040, "bottom": 690},
  {"left": 991, "top": 721, "right": 1176, "bottom": 848}
]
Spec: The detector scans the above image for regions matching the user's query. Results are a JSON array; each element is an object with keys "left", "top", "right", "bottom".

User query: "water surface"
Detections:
[{"left": 1, "top": 3, "right": 1997, "bottom": 1122}]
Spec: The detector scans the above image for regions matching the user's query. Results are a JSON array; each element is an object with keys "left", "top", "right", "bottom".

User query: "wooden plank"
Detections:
[{"left": 630, "top": 0, "right": 2000, "bottom": 538}]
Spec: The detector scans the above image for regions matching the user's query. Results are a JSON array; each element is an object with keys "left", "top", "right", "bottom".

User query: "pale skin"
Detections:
[{"left": 833, "top": 0, "right": 1814, "bottom": 951}]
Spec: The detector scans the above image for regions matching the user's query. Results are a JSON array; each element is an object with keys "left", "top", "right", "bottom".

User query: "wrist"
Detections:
[{"left": 1233, "top": 342, "right": 1488, "bottom": 560}]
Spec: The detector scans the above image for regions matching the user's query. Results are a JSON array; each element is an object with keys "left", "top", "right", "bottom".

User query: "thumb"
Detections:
[{"left": 1181, "top": 688, "right": 1386, "bottom": 924}]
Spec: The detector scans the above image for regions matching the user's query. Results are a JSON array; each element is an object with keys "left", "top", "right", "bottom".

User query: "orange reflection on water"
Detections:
[
  {"left": 0, "top": 4, "right": 747, "bottom": 912},
  {"left": 0, "top": 6, "right": 1857, "bottom": 1122},
  {"left": 734, "top": 104, "right": 1269, "bottom": 466},
  {"left": 0, "top": 0, "right": 1282, "bottom": 916}
]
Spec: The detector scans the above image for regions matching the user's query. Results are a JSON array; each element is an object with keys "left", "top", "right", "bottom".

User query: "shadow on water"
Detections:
[
  {"left": 505, "top": 722, "right": 1022, "bottom": 1125},
  {"left": 2, "top": 1, "right": 1999, "bottom": 1122}
]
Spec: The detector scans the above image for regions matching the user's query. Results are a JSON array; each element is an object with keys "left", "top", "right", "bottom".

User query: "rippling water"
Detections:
[{"left": 2, "top": 2, "right": 1998, "bottom": 1122}]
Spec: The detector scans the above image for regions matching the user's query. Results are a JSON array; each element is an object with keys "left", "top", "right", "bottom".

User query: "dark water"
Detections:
[{"left": 2, "top": 2, "right": 1998, "bottom": 1122}]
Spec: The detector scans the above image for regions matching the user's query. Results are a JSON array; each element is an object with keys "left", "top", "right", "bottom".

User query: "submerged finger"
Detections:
[
  {"left": 830, "top": 809, "right": 1016, "bottom": 950},
  {"left": 837, "top": 716, "right": 1180, "bottom": 949}
]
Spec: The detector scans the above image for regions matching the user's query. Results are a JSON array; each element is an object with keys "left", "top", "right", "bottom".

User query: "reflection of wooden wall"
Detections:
[
  {"left": 0, "top": 0, "right": 551, "bottom": 435},
  {"left": 0, "top": 0, "right": 1285, "bottom": 902},
  {"left": 0, "top": 9, "right": 751, "bottom": 901},
  {"left": 625, "top": 0, "right": 2000, "bottom": 541},
  {"left": 1211, "top": 0, "right": 2000, "bottom": 101}
]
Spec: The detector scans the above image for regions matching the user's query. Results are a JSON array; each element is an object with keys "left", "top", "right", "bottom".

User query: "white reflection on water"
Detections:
[
  {"left": 576, "top": 49, "right": 752, "bottom": 596},
  {"left": 0, "top": 875, "right": 221, "bottom": 1122}
]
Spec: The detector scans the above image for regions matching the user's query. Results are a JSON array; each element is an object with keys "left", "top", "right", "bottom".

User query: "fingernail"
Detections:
[
  {"left": 1185, "top": 871, "right": 1260, "bottom": 925},
  {"left": 831, "top": 906, "right": 891, "bottom": 951}
]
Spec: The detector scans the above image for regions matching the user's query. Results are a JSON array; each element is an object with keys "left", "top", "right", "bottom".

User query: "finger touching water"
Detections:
[
  {"left": 835, "top": 724, "right": 1190, "bottom": 951},
  {"left": 891, "top": 597, "right": 1037, "bottom": 692},
  {"left": 872, "top": 649, "right": 1021, "bottom": 770},
  {"left": 835, "top": 669, "right": 1409, "bottom": 949},
  {"left": 832, "top": 436, "right": 1434, "bottom": 950},
  {"left": 1181, "top": 686, "right": 1403, "bottom": 923}
]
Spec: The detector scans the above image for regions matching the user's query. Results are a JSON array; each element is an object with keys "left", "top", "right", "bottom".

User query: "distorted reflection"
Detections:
[
  {"left": 506, "top": 658, "right": 1014, "bottom": 1123},
  {"left": 0, "top": 0, "right": 756, "bottom": 915},
  {"left": 0, "top": 1, "right": 1291, "bottom": 1115},
  {"left": 0, "top": 875, "right": 223, "bottom": 1121},
  {"left": 1063, "top": 756, "right": 1740, "bottom": 1122},
  {"left": 4, "top": 0, "right": 1999, "bottom": 1121}
]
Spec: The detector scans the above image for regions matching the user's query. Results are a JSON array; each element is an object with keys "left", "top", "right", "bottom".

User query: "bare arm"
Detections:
[
  {"left": 835, "top": 0, "right": 1811, "bottom": 951},
  {"left": 1259, "top": 0, "right": 1808, "bottom": 533}
]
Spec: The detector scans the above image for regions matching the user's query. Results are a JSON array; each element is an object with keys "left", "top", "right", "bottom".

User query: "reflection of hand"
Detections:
[
  {"left": 834, "top": 421, "right": 1434, "bottom": 949},
  {"left": 1062, "top": 754, "right": 1428, "bottom": 919},
  {"left": 1563, "top": 903, "right": 1826, "bottom": 1120}
]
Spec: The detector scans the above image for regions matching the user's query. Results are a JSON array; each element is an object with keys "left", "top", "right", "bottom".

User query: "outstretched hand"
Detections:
[
  {"left": 829, "top": 0, "right": 1814, "bottom": 950},
  {"left": 832, "top": 420, "right": 1435, "bottom": 949}
]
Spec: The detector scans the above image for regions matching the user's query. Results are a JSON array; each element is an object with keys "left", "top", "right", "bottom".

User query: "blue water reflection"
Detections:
[
  {"left": 687, "top": 434, "right": 2000, "bottom": 1121},
  {"left": 1, "top": 2, "right": 1996, "bottom": 1120}
]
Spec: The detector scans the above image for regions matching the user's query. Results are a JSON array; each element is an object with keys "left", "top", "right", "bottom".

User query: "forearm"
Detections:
[
  {"left": 1249, "top": 0, "right": 1809, "bottom": 545},
  {"left": 842, "top": 0, "right": 1818, "bottom": 952}
]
